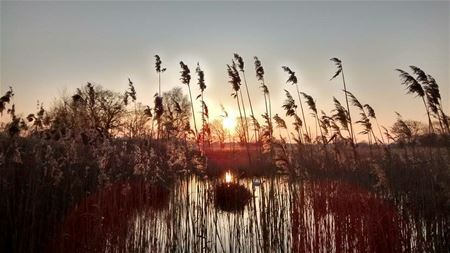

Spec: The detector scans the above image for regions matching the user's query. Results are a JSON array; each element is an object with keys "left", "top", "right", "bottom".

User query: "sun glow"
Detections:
[
  {"left": 225, "top": 171, "right": 233, "bottom": 183},
  {"left": 223, "top": 117, "right": 236, "bottom": 131}
]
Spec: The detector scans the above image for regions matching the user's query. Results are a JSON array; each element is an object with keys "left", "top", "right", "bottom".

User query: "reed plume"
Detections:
[
  {"left": 283, "top": 89, "right": 305, "bottom": 144},
  {"left": 127, "top": 78, "right": 137, "bottom": 102},
  {"left": 410, "top": 66, "right": 448, "bottom": 133},
  {"left": 392, "top": 112, "right": 413, "bottom": 143},
  {"left": 292, "top": 114, "right": 302, "bottom": 133},
  {"left": 196, "top": 63, "right": 209, "bottom": 149},
  {"left": 254, "top": 56, "right": 271, "bottom": 141},
  {"left": 363, "top": 104, "right": 385, "bottom": 143},
  {"left": 124, "top": 78, "right": 139, "bottom": 137},
  {"left": 180, "top": 61, "right": 198, "bottom": 136},
  {"left": 234, "top": 53, "right": 253, "bottom": 142},
  {"left": 153, "top": 55, "right": 166, "bottom": 139},
  {"left": 273, "top": 114, "right": 292, "bottom": 148},
  {"left": 154, "top": 55, "right": 166, "bottom": 96},
  {"left": 282, "top": 89, "right": 297, "bottom": 117},
  {"left": 319, "top": 111, "right": 332, "bottom": 138},
  {"left": 426, "top": 75, "right": 450, "bottom": 132},
  {"left": 273, "top": 114, "right": 287, "bottom": 129},
  {"left": 292, "top": 113, "right": 303, "bottom": 144},
  {"left": 0, "top": 87, "right": 14, "bottom": 115},
  {"left": 396, "top": 68, "right": 433, "bottom": 133},
  {"left": 330, "top": 58, "right": 355, "bottom": 146},
  {"left": 301, "top": 92, "right": 326, "bottom": 145},
  {"left": 227, "top": 61, "right": 251, "bottom": 162},
  {"left": 254, "top": 56, "right": 271, "bottom": 124},
  {"left": 261, "top": 112, "right": 273, "bottom": 153},
  {"left": 282, "top": 66, "right": 310, "bottom": 140},
  {"left": 26, "top": 103, "right": 46, "bottom": 132},
  {"left": 143, "top": 105, "right": 152, "bottom": 118},
  {"left": 332, "top": 97, "right": 350, "bottom": 138},
  {"left": 345, "top": 91, "right": 378, "bottom": 144}
]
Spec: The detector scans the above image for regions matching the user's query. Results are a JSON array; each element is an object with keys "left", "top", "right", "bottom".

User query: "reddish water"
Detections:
[{"left": 51, "top": 176, "right": 448, "bottom": 252}]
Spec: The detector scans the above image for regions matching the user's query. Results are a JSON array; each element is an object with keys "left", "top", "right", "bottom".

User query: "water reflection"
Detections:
[{"left": 52, "top": 176, "right": 448, "bottom": 252}]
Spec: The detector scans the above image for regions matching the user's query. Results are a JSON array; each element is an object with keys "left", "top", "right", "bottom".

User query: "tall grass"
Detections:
[
  {"left": 300, "top": 92, "right": 326, "bottom": 146},
  {"left": 345, "top": 91, "right": 379, "bottom": 145},
  {"left": 196, "top": 63, "right": 210, "bottom": 150},
  {"left": 227, "top": 61, "right": 251, "bottom": 163},
  {"left": 396, "top": 67, "right": 434, "bottom": 134},
  {"left": 282, "top": 66, "right": 310, "bottom": 140},
  {"left": 154, "top": 55, "right": 166, "bottom": 140},
  {"left": 254, "top": 56, "right": 272, "bottom": 139},
  {"left": 0, "top": 56, "right": 449, "bottom": 253},
  {"left": 180, "top": 61, "right": 198, "bottom": 136},
  {"left": 154, "top": 55, "right": 166, "bottom": 96},
  {"left": 330, "top": 58, "right": 356, "bottom": 146},
  {"left": 234, "top": 53, "right": 255, "bottom": 143}
]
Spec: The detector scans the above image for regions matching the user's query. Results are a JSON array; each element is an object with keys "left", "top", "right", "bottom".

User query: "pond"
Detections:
[{"left": 54, "top": 176, "right": 448, "bottom": 252}]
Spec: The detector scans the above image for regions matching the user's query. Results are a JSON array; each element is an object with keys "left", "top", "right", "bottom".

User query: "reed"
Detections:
[
  {"left": 180, "top": 61, "right": 198, "bottom": 136},
  {"left": 396, "top": 68, "right": 434, "bottom": 134},
  {"left": 234, "top": 54, "right": 254, "bottom": 143},
  {"left": 330, "top": 58, "right": 356, "bottom": 146},
  {"left": 154, "top": 55, "right": 166, "bottom": 139},
  {"left": 1, "top": 58, "right": 449, "bottom": 253},
  {"left": 410, "top": 66, "right": 449, "bottom": 134},
  {"left": 196, "top": 63, "right": 210, "bottom": 150},
  {"left": 254, "top": 56, "right": 272, "bottom": 144},
  {"left": 227, "top": 61, "right": 251, "bottom": 163},
  {"left": 282, "top": 66, "right": 310, "bottom": 140}
]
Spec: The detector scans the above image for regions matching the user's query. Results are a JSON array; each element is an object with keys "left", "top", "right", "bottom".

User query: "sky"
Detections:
[{"left": 1, "top": 1, "right": 449, "bottom": 137}]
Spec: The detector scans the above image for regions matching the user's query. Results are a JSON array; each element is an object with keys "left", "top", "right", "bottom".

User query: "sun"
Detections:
[{"left": 223, "top": 117, "right": 236, "bottom": 131}]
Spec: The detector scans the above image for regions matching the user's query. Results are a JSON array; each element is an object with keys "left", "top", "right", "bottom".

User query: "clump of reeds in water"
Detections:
[{"left": 214, "top": 181, "right": 252, "bottom": 212}]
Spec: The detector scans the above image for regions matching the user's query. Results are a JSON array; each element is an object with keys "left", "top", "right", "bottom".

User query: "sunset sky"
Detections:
[{"left": 1, "top": 1, "right": 449, "bottom": 136}]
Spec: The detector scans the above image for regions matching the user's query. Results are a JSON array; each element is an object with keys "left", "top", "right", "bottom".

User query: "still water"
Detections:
[{"left": 57, "top": 176, "right": 448, "bottom": 252}]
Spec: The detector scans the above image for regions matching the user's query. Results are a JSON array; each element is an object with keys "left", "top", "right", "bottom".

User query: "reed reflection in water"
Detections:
[{"left": 55, "top": 176, "right": 448, "bottom": 252}]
